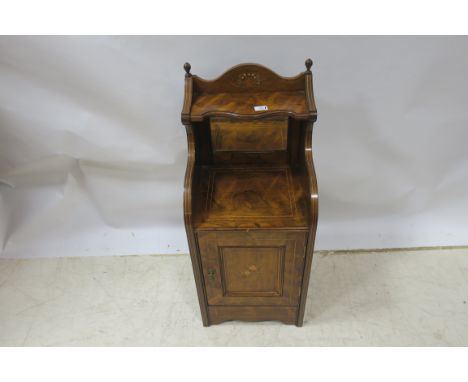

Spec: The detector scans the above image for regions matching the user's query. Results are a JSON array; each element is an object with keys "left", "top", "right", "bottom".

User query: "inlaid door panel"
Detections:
[{"left": 197, "top": 231, "right": 307, "bottom": 306}]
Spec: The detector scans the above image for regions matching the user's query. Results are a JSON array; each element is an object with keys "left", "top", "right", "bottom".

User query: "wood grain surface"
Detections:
[{"left": 181, "top": 61, "right": 318, "bottom": 326}]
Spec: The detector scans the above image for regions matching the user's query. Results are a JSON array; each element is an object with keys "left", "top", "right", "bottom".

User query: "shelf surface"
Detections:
[
  {"left": 190, "top": 91, "right": 311, "bottom": 121},
  {"left": 193, "top": 165, "right": 310, "bottom": 230}
]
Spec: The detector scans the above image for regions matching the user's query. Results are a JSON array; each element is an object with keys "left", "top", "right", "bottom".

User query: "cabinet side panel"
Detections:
[
  {"left": 183, "top": 124, "right": 210, "bottom": 326},
  {"left": 296, "top": 119, "right": 319, "bottom": 326}
]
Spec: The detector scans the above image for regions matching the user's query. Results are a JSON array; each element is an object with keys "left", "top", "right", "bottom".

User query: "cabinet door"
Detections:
[{"left": 197, "top": 231, "right": 306, "bottom": 306}]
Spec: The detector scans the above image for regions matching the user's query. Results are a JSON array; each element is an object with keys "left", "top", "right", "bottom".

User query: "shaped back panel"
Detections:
[{"left": 193, "top": 64, "right": 306, "bottom": 94}]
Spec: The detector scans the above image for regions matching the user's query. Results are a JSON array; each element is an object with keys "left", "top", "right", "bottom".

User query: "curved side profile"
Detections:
[
  {"left": 297, "top": 120, "right": 319, "bottom": 326},
  {"left": 182, "top": 73, "right": 209, "bottom": 326}
]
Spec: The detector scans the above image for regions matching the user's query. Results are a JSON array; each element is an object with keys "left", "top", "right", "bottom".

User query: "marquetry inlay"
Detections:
[
  {"left": 205, "top": 168, "right": 295, "bottom": 218},
  {"left": 219, "top": 246, "right": 285, "bottom": 297}
]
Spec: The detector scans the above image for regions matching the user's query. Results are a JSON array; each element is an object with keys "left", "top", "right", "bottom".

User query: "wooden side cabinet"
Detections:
[{"left": 181, "top": 60, "right": 318, "bottom": 326}]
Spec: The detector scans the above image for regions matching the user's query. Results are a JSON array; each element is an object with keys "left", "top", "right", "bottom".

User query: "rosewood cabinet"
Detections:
[{"left": 181, "top": 60, "right": 318, "bottom": 326}]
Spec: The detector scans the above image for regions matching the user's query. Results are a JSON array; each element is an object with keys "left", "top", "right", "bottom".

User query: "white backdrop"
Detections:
[{"left": 1, "top": 36, "right": 467, "bottom": 258}]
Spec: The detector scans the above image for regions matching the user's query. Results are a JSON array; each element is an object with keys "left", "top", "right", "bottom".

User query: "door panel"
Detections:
[{"left": 197, "top": 231, "right": 306, "bottom": 306}]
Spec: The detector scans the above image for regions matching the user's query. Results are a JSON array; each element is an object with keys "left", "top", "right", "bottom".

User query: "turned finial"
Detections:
[
  {"left": 305, "top": 58, "right": 313, "bottom": 72},
  {"left": 184, "top": 62, "right": 192, "bottom": 77}
]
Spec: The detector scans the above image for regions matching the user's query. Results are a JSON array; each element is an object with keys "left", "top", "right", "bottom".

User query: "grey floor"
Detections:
[{"left": 0, "top": 248, "right": 467, "bottom": 346}]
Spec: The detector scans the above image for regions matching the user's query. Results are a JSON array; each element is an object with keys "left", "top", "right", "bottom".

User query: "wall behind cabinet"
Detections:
[{"left": 1, "top": 36, "right": 467, "bottom": 258}]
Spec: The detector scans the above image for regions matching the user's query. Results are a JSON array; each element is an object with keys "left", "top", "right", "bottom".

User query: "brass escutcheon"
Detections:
[{"left": 207, "top": 268, "right": 216, "bottom": 280}]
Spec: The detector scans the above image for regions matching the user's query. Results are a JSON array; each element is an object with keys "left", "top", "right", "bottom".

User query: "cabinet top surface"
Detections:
[
  {"left": 182, "top": 62, "right": 317, "bottom": 123},
  {"left": 190, "top": 91, "right": 309, "bottom": 121}
]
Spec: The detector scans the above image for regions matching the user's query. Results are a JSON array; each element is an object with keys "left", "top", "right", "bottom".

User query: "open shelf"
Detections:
[
  {"left": 190, "top": 91, "right": 310, "bottom": 121},
  {"left": 193, "top": 164, "right": 309, "bottom": 230}
]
